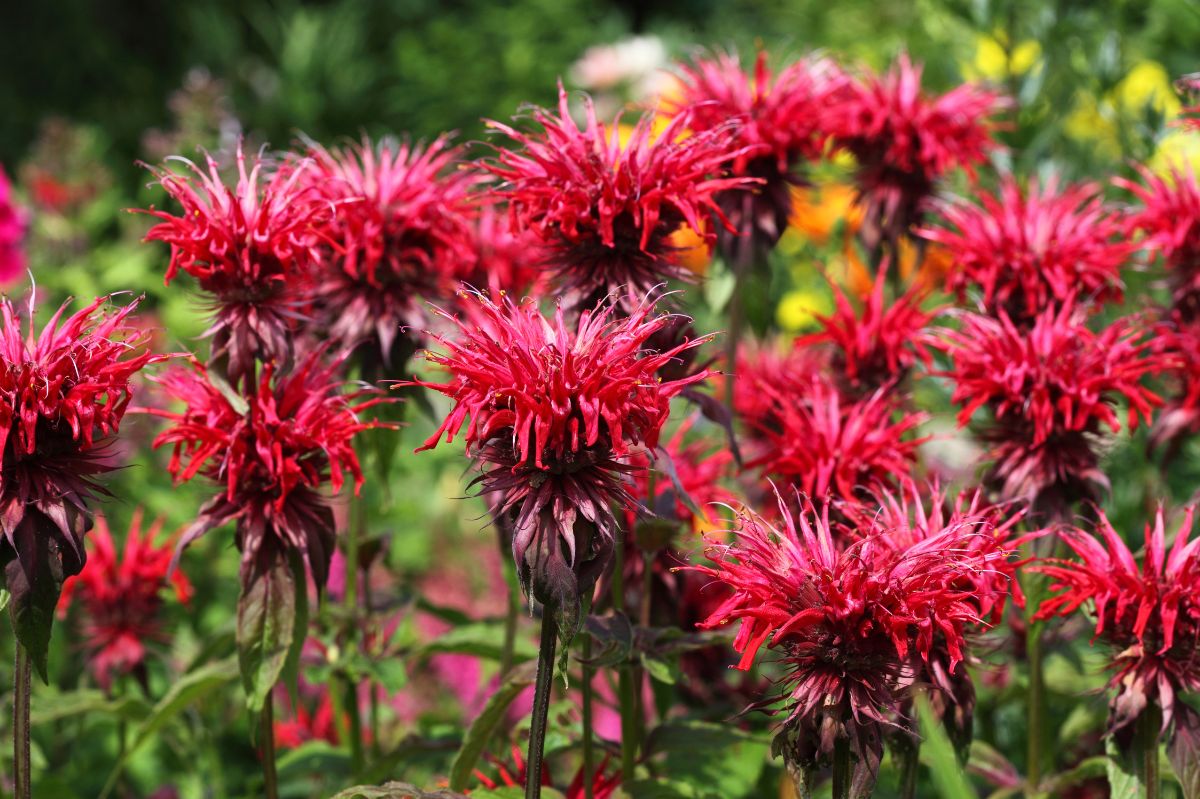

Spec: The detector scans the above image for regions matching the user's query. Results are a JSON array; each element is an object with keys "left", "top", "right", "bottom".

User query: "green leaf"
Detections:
[
  {"left": 330, "top": 782, "right": 467, "bottom": 798},
  {"left": 640, "top": 653, "right": 677, "bottom": 685},
  {"left": 646, "top": 720, "right": 769, "bottom": 799},
  {"left": 237, "top": 554, "right": 298, "bottom": 712},
  {"left": 1105, "top": 736, "right": 1140, "bottom": 799},
  {"left": 276, "top": 740, "right": 351, "bottom": 781},
  {"left": 1170, "top": 706, "right": 1200, "bottom": 799},
  {"left": 98, "top": 656, "right": 239, "bottom": 799},
  {"left": 0, "top": 588, "right": 10, "bottom": 613},
  {"left": 280, "top": 549, "right": 310, "bottom": 705},
  {"left": 420, "top": 621, "right": 537, "bottom": 663},
  {"left": 624, "top": 780, "right": 698, "bottom": 798},
  {"left": 915, "top": 694, "right": 975, "bottom": 799},
  {"left": 447, "top": 661, "right": 538, "bottom": 791},
  {"left": 5, "top": 518, "right": 68, "bottom": 683},
  {"left": 30, "top": 689, "right": 152, "bottom": 726}
]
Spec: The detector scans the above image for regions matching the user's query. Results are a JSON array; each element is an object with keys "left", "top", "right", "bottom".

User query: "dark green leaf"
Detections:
[
  {"left": 447, "top": 661, "right": 537, "bottom": 791},
  {"left": 5, "top": 518, "right": 67, "bottom": 683},
  {"left": 237, "top": 554, "right": 297, "bottom": 712},
  {"left": 646, "top": 720, "right": 769, "bottom": 799},
  {"left": 1169, "top": 706, "right": 1200, "bottom": 799},
  {"left": 419, "top": 621, "right": 537, "bottom": 663},
  {"left": 280, "top": 549, "right": 309, "bottom": 705},
  {"left": 31, "top": 690, "right": 152, "bottom": 726}
]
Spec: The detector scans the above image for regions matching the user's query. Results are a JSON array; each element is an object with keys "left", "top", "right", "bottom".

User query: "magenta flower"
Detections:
[
  {"left": 665, "top": 49, "right": 847, "bottom": 255},
  {"left": 940, "top": 300, "right": 1169, "bottom": 517},
  {"left": 1036, "top": 505, "right": 1200, "bottom": 734},
  {"left": 59, "top": 511, "right": 192, "bottom": 691},
  {"left": 0, "top": 165, "right": 29, "bottom": 284},
  {"left": 1151, "top": 321, "right": 1200, "bottom": 452},
  {"left": 410, "top": 291, "right": 712, "bottom": 630},
  {"left": 0, "top": 295, "right": 163, "bottom": 675},
  {"left": 302, "top": 136, "right": 481, "bottom": 369},
  {"left": 921, "top": 176, "right": 1131, "bottom": 320},
  {"left": 484, "top": 85, "right": 755, "bottom": 311},
  {"left": 827, "top": 54, "right": 1006, "bottom": 253},
  {"left": 138, "top": 145, "right": 332, "bottom": 382}
]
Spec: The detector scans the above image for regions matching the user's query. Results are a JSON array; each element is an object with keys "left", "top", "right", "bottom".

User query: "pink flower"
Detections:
[
  {"left": 1117, "top": 163, "right": 1200, "bottom": 322},
  {"left": 145, "top": 351, "right": 385, "bottom": 587},
  {"left": 0, "top": 165, "right": 29, "bottom": 284},
  {"left": 921, "top": 176, "right": 1130, "bottom": 320},
  {"left": 302, "top": 136, "right": 481, "bottom": 368},
  {"left": 664, "top": 50, "right": 847, "bottom": 253},
  {"left": 138, "top": 145, "right": 332, "bottom": 382},
  {"left": 1151, "top": 320, "right": 1200, "bottom": 451},
  {"left": 484, "top": 85, "right": 755, "bottom": 311},
  {"left": 1036, "top": 505, "right": 1200, "bottom": 732},
  {"left": 827, "top": 54, "right": 1006, "bottom": 252},
  {"left": 59, "top": 511, "right": 192, "bottom": 691},
  {"left": 410, "top": 291, "right": 712, "bottom": 627},
  {"left": 940, "top": 301, "right": 1169, "bottom": 515}
]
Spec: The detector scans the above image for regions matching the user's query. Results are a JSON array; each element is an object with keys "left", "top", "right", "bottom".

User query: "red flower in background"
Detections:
[
  {"left": 302, "top": 136, "right": 480, "bottom": 369},
  {"left": 484, "top": 85, "right": 755, "bottom": 311},
  {"left": 1175, "top": 73, "right": 1200, "bottom": 132},
  {"left": 737, "top": 369, "right": 927, "bottom": 506},
  {"left": 59, "top": 511, "right": 192, "bottom": 691},
  {"left": 0, "top": 295, "right": 163, "bottom": 673},
  {"left": 628, "top": 417, "right": 735, "bottom": 529},
  {"left": 138, "top": 145, "right": 331, "bottom": 382},
  {"left": 461, "top": 204, "right": 544, "bottom": 299},
  {"left": 1036, "top": 505, "right": 1200, "bottom": 732},
  {"left": 827, "top": 53, "right": 1005, "bottom": 253},
  {"left": 795, "top": 264, "right": 935, "bottom": 395},
  {"left": 1117, "top": 163, "right": 1200, "bottom": 322},
  {"left": 665, "top": 50, "right": 847, "bottom": 254},
  {"left": 0, "top": 165, "right": 29, "bottom": 284},
  {"left": 940, "top": 301, "right": 1169, "bottom": 516},
  {"left": 692, "top": 490, "right": 1013, "bottom": 790},
  {"left": 1151, "top": 321, "right": 1200, "bottom": 452},
  {"left": 146, "top": 351, "right": 385, "bottom": 588},
  {"left": 921, "top": 176, "right": 1130, "bottom": 321},
  {"left": 474, "top": 746, "right": 621, "bottom": 799},
  {"left": 412, "top": 291, "right": 712, "bottom": 627}
]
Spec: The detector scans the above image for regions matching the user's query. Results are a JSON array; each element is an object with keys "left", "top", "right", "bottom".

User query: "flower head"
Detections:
[
  {"left": 138, "top": 145, "right": 331, "bottom": 381},
  {"left": 146, "top": 351, "right": 383, "bottom": 587},
  {"left": 302, "top": 136, "right": 480, "bottom": 367},
  {"left": 411, "top": 291, "right": 712, "bottom": 630},
  {"left": 940, "top": 301, "right": 1169, "bottom": 515},
  {"left": 737, "top": 368, "right": 927, "bottom": 506},
  {"left": 1035, "top": 505, "right": 1200, "bottom": 732},
  {"left": 0, "top": 165, "right": 29, "bottom": 284},
  {"left": 484, "top": 85, "right": 755, "bottom": 312},
  {"left": 828, "top": 54, "right": 1005, "bottom": 251},
  {"left": 460, "top": 205, "right": 544, "bottom": 299},
  {"left": 664, "top": 50, "right": 847, "bottom": 253},
  {"left": 795, "top": 264, "right": 935, "bottom": 395},
  {"left": 1151, "top": 320, "right": 1200, "bottom": 452},
  {"left": 0, "top": 295, "right": 162, "bottom": 675},
  {"left": 59, "top": 511, "right": 192, "bottom": 691},
  {"left": 921, "top": 176, "right": 1130, "bottom": 320},
  {"left": 692, "top": 490, "right": 1013, "bottom": 788},
  {"left": 1117, "top": 163, "right": 1200, "bottom": 322},
  {"left": 475, "top": 745, "right": 622, "bottom": 799}
]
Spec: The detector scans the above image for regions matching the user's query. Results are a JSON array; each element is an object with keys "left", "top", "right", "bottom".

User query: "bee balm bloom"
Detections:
[
  {"left": 484, "top": 85, "right": 755, "bottom": 313},
  {"left": 411, "top": 291, "right": 712, "bottom": 632},
  {"left": 0, "top": 295, "right": 162, "bottom": 675},
  {"left": 0, "top": 165, "right": 29, "bottom": 284},
  {"left": 138, "top": 145, "right": 331, "bottom": 383},
  {"left": 1117, "top": 164, "right": 1200, "bottom": 323}
]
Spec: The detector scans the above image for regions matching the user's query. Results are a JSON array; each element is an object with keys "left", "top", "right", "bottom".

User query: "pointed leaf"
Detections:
[
  {"left": 915, "top": 693, "right": 975, "bottom": 799},
  {"left": 447, "top": 661, "right": 537, "bottom": 791},
  {"left": 1169, "top": 706, "right": 1200, "bottom": 799},
  {"left": 1105, "top": 736, "right": 1140, "bottom": 799},
  {"left": 31, "top": 690, "right": 152, "bottom": 726},
  {"left": 237, "top": 554, "right": 297, "bottom": 712},
  {"left": 5, "top": 516, "right": 67, "bottom": 683},
  {"left": 280, "top": 549, "right": 309, "bottom": 705}
]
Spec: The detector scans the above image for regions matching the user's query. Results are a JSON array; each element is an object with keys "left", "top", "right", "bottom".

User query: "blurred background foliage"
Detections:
[{"left": 3, "top": 1, "right": 1200, "bottom": 797}]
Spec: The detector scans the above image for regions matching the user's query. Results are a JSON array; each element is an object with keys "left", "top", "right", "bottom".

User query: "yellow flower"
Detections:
[
  {"left": 1150, "top": 129, "right": 1200, "bottom": 175},
  {"left": 776, "top": 288, "right": 833, "bottom": 332},
  {"left": 1114, "top": 61, "right": 1181, "bottom": 118},
  {"left": 968, "top": 33, "right": 1041, "bottom": 82}
]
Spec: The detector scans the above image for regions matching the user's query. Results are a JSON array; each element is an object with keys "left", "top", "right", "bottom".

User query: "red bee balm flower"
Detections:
[
  {"left": 1036, "top": 505, "right": 1200, "bottom": 733},
  {"left": 59, "top": 511, "right": 192, "bottom": 691},
  {"left": 484, "top": 85, "right": 755, "bottom": 311},
  {"left": 692, "top": 491, "right": 1014, "bottom": 791},
  {"left": 302, "top": 136, "right": 480, "bottom": 369},
  {"left": 1151, "top": 321, "right": 1200, "bottom": 451},
  {"left": 138, "top": 146, "right": 332, "bottom": 382},
  {"left": 0, "top": 165, "right": 29, "bottom": 284},
  {"left": 941, "top": 301, "right": 1169, "bottom": 516},
  {"left": 1117, "top": 163, "right": 1200, "bottom": 322},
  {"left": 665, "top": 50, "right": 847, "bottom": 255},
  {"left": 411, "top": 291, "right": 712, "bottom": 627},
  {"left": 0, "top": 295, "right": 163, "bottom": 675},
  {"left": 828, "top": 54, "right": 1005, "bottom": 253},
  {"left": 146, "top": 351, "right": 384, "bottom": 588},
  {"left": 921, "top": 176, "right": 1131, "bottom": 320}
]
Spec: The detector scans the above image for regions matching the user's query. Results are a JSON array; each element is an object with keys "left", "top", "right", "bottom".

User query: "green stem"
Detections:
[
  {"left": 344, "top": 677, "right": 365, "bottom": 775},
  {"left": 261, "top": 700, "right": 279, "bottom": 799},
  {"left": 525, "top": 609, "right": 559, "bottom": 799},
  {"left": 13, "top": 643, "right": 32, "bottom": 799},
  {"left": 1026, "top": 618, "right": 1045, "bottom": 795},
  {"left": 364, "top": 577, "right": 381, "bottom": 758},
  {"left": 1136, "top": 705, "right": 1162, "bottom": 799},
  {"left": 897, "top": 736, "right": 920, "bottom": 799},
  {"left": 831, "top": 736, "right": 852, "bottom": 799},
  {"left": 499, "top": 522, "right": 520, "bottom": 679},
  {"left": 341, "top": 501, "right": 366, "bottom": 772},
  {"left": 581, "top": 635, "right": 595, "bottom": 799},
  {"left": 612, "top": 535, "right": 637, "bottom": 781}
]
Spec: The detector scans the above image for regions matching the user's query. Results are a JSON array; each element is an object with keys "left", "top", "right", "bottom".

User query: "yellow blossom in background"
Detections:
[
  {"left": 1150, "top": 129, "right": 1200, "bottom": 175},
  {"left": 966, "top": 33, "right": 1042, "bottom": 82},
  {"left": 776, "top": 287, "right": 833, "bottom": 331},
  {"left": 1065, "top": 60, "right": 1180, "bottom": 155},
  {"left": 1115, "top": 60, "right": 1181, "bottom": 118},
  {"left": 668, "top": 223, "right": 712, "bottom": 277},
  {"left": 789, "top": 183, "right": 862, "bottom": 244}
]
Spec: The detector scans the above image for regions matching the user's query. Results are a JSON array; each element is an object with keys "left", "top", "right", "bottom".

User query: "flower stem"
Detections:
[
  {"left": 499, "top": 523, "right": 520, "bottom": 679},
  {"left": 1136, "top": 705, "right": 1162, "bottom": 799},
  {"left": 1025, "top": 618, "right": 1045, "bottom": 794},
  {"left": 897, "top": 736, "right": 920, "bottom": 799},
  {"left": 526, "top": 607, "right": 559, "bottom": 799},
  {"left": 261, "top": 700, "right": 279, "bottom": 799},
  {"left": 831, "top": 736, "right": 852, "bottom": 799},
  {"left": 12, "top": 643, "right": 32, "bottom": 799},
  {"left": 581, "top": 634, "right": 595, "bottom": 799},
  {"left": 612, "top": 534, "right": 638, "bottom": 781},
  {"left": 344, "top": 677, "right": 365, "bottom": 774},
  {"left": 342, "top": 501, "right": 367, "bottom": 773}
]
